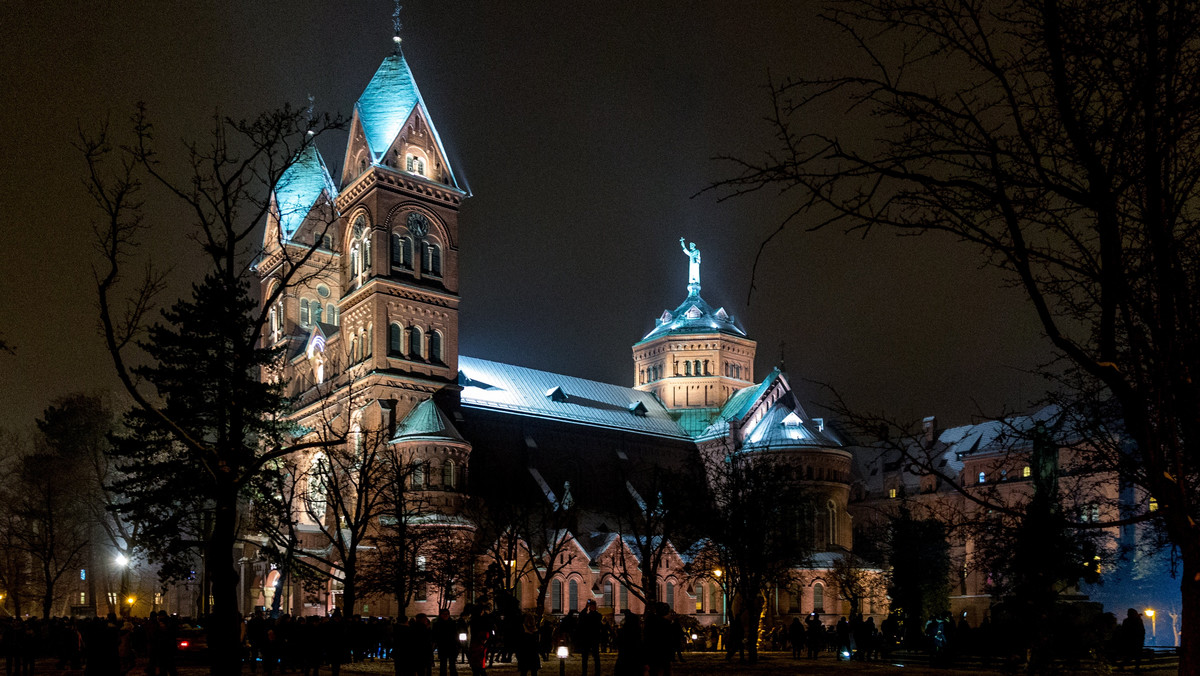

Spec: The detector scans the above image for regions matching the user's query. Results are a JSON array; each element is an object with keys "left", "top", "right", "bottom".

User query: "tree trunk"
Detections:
[
  {"left": 1178, "top": 545, "right": 1200, "bottom": 676},
  {"left": 208, "top": 494, "right": 242, "bottom": 675},
  {"left": 41, "top": 561, "right": 52, "bottom": 620},
  {"left": 743, "top": 589, "right": 763, "bottom": 664},
  {"left": 343, "top": 573, "right": 357, "bottom": 619},
  {"left": 535, "top": 577, "right": 550, "bottom": 617}
]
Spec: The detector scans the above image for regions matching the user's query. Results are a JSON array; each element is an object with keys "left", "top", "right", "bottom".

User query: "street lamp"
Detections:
[
  {"left": 115, "top": 553, "right": 131, "bottom": 617},
  {"left": 1145, "top": 608, "right": 1156, "bottom": 645},
  {"left": 712, "top": 569, "right": 727, "bottom": 625},
  {"left": 459, "top": 632, "right": 468, "bottom": 664},
  {"left": 557, "top": 645, "right": 569, "bottom": 676}
]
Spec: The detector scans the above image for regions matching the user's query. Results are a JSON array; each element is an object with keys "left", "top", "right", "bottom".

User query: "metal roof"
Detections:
[
  {"left": 391, "top": 398, "right": 465, "bottom": 443},
  {"left": 637, "top": 287, "right": 747, "bottom": 343},
  {"left": 274, "top": 144, "right": 337, "bottom": 241},
  {"left": 740, "top": 394, "right": 844, "bottom": 450},
  {"left": 458, "top": 356, "right": 689, "bottom": 439},
  {"left": 354, "top": 50, "right": 461, "bottom": 190}
]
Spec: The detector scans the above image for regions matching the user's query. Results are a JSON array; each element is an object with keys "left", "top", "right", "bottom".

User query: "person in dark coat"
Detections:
[
  {"left": 576, "top": 599, "right": 602, "bottom": 676},
  {"left": 612, "top": 611, "right": 642, "bottom": 676},
  {"left": 788, "top": 618, "right": 804, "bottom": 659},
  {"left": 1120, "top": 608, "right": 1145, "bottom": 672},
  {"left": 433, "top": 609, "right": 460, "bottom": 676},
  {"left": 326, "top": 609, "right": 350, "bottom": 676},
  {"left": 515, "top": 614, "right": 541, "bottom": 676}
]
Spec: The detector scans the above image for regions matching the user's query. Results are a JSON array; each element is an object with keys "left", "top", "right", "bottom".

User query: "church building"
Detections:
[{"left": 252, "top": 36, "right": 863, "bottom": 624}]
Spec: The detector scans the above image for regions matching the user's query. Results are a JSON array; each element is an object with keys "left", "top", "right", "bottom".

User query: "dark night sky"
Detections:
[{"left": 0, "top": 1, "right": 1052, "bottom": 432}]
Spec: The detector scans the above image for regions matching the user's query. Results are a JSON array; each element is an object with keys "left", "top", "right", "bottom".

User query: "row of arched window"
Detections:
[
  {"left": 548, "top": 578, "right": 686, "bottom": 614},
  {"left": 637, "top": 359, "right": 747, "bottom": 384},
  {"left": 388, "top": 323, "right": 444, "bottom": 363},
  {"left": 724, "top": 362, "right": 744, "bottom": 379},
  {"left": 299, "top": 299, "right": 338, "bottom": 329},
  {"left": 639, "top": 365, "right": 664, "bottom": 384},
  {"left": 390, "top": 234, "right": 442, "bottom": 277}
]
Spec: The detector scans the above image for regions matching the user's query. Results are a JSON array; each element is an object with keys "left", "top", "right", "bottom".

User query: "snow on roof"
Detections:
[{"left": 457, "top": 356, "right": 688, "bottom": 439}]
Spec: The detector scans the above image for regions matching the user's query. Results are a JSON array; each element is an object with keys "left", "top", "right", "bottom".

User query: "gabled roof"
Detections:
[
  {"left": 457, "top": 356, "right": 689, "bottom": 439},
  {"left": 390, "top": 398, "right": 466, "bottom": 444},
  {"left": 353, "top": 50, "right": 461, "bottom": 190},
  {"left": 274, "top": 144, "right": 338, "bottom": 242},
  {"left": 739, "top": 393, "right": 843, "bottom": 450},
  {"left": 637, "top": 287, "right": 747, "bottom": 344}
]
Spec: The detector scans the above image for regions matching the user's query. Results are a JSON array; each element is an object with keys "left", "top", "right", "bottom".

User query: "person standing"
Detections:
[
  {"left": 1120, "top": 608, "right": 1145, "bottom": 672},
  {"left": 577, "top": 600, "right": 602, "bottom": 676},
  {"left": 433, "top": 609, "right": 460, "bottom": 676}
]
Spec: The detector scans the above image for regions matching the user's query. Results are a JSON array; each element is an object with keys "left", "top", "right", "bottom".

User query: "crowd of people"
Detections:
[{"left": 0, "top": 603, "right": 1154, "bottom": 674}]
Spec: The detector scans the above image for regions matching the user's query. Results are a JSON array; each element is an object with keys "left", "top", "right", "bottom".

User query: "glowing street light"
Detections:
[
  {"left": 557, "top": 645, "right": 569, "bottom": 676},
  {"left": 126, "top": 596, "right": 136, "bottom": 607},
  {"left": 114, "top": 553, "right": 129, "bottom": 567},
  {"left": 1145, "top": 608, "right": 1156, "bottom": 645}
]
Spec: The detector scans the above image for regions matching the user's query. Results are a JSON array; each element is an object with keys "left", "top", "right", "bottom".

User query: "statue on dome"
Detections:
[{"left": 680, "top": 238, "right": 701, "bottom": 286}]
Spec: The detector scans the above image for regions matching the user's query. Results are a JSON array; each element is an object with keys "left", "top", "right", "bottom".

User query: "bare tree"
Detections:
[
  {"left": 81, "top": 103, "right": 344, "bottom": 672},
  {"left": 711, "top": 1, "right": 1200, "bottom": 671}
]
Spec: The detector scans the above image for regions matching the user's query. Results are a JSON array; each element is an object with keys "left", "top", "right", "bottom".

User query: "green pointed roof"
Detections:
[
  {"left": 390, "top": 398, "right": 465, "bottom": 443},
  {"left": 274, "top": 143, "right": 337, "bottom": 241},
  {"left": 637, "top": 287, "right": 747, "bottom": 344},
  {"left": 354, "top": 50, "right": 461, "bottom": 190}
]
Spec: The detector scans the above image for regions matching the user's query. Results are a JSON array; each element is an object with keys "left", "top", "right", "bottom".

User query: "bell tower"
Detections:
[{"left": 633, "top": 240, "right": 757, "bottom": 430}]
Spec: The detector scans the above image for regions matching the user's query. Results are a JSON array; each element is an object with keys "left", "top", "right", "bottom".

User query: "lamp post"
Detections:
[
  {"left": 458, "top": 632, "right": 468, "bottom": 664},
  {"left": 557, "top": 645, "right": 569, "bottom": 676},
  {"left": 713, "top": 569, "right": 726, "bottom": 625},
  {"left": 1144, "top": 609, "right": 1156, "bottom": 645},
  {"left": 115, "top": 553, "right": 131, "bottom": 618}
]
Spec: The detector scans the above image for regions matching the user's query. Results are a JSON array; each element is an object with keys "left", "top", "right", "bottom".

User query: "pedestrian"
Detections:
[
  {"left": 788, "top": 617, "right": 803, "bottom": 659},
  {"left": 433, "top": 609, "right": 460, "bottom": 676},
  {"left": 516, "top": 614, "right": 541, "bottom": 676},
  {"left": 612, "top": 611, "right": 642, "bottom": 676},
  {"left": 576, "top": 599, "right": 602, "bottom": 676},
  {"left": 1119, "top": 608, "right": 1145, "bottom": 672}
]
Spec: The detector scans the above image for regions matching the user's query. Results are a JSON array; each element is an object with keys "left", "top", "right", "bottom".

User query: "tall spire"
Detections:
[{"left": 392, "top": 0, "right": 404, "bottom": 52}]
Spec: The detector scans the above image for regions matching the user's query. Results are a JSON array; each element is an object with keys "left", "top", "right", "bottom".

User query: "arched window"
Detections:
[
  {"left": 363, "top": 237, "right": 372, "bottom": 270},
  {"left": 388, "top": 323, "right": 403, "bottom": 355},
  {"left": 412, "top": 463, "right": 425, "bottom": 487},
  {"left": 408, "top": 326, "right": 423, "bottom": 359},
  {"left": 349, "top": 336, "right": 358, "bottom": 362},
  {"left": 666, "top": 581, "right": 675, "bottom": 609},
  {"left": 827, "top": 500, "right": 838, "bottom": 546},
  {"left": 442, "top": 460, "right": 455, "bottom": 489},
  {"left": 299, "top": 299, "right": 311, "bottom": 328},
  {"left": 326, "top": 304, "right": 338, "bottom": 325},
  {"left": 422, "top": 242, "right": 442, "bottom": 276},
  {"left": 684, "top": 361, "right": 691, "bottom": 376},
  {"left": 391, "top": 233, "right": 403, "bottom": 267},
  {"left": 364, "top": 325, "right": 372, "bottom": 356},
  {"left": 307, "top": 453, "right": 329, "bottom": 523},
  {"left": 813, "top": 582, "right": 825, "bottom": 613},
  {"left": 406, "top": 154, "right": 426, "bottom": 176},
  {"left": 568, "top": 579, "right": 579, "bottom": 611},
  {"left": 978, "top": 471, "right": 987, "bottom": 484},
  {"left": 694, "top": 359, "right": 701, "bottom": 375},
  {"left": 350, "top": 247, "right": 360, "bottom": 277},
  {"left": 603, "top": 581, "right": 614, "bottom": 608},
  {"left": 695, "top": 583, "right": 704, "bottom": 613},
  {"left": 1022, "top": 465, "right": 1031, "bottom": 478},
  {"left": 269, "top": 306, "right": 279, "bottom": 341},
  {"left": 358, "top": 158, "right": 367, "bottom": 176},
  {"left": 429, "top": 331, "right": 443, "bottom": 363},
  {"left": 551, "top": 579, "right": 563, "bottom": 614}
]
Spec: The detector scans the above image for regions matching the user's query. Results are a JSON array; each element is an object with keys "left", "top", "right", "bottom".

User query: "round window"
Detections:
[{"left": 317, "top": 285, "right": 330, "bottom": 298}]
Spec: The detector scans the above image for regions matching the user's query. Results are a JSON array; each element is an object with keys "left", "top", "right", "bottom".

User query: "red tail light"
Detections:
[{"left": 179, "top": 640, "right": 189, "bottom": 648}]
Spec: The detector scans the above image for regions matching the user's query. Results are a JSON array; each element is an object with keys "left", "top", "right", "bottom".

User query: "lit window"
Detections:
[
  {"left": 978, "top": 471, "right": 987, "bottom": 484},
  {"left": 568, "top": 579, "right": 579, "bottom": 611},
  {"left": 79, "top": 592, "right": 87, "bottom": 605},
  {"left": 406, "top": 154, "right": 426, "bottom": 176},
  {"left": 108, "top": 592, "right": 117, "bottom": 607},
  {"left": 154, "top": 592, "right": 162, "bottom": 606},
  {"left": 417, "top": 555, "right": 426, "bottom": 572},
  {"left": 695, "top": 584, "right": 704, "bottom": 613},
  {"left": 1149, "top": 497, "right": 1159, "bottom": 512},
  {"left": 888, "top": 488, "right": 897, "bottom": 499},
  {"left": 1022, "top": 465, "right": 1031, "bottom": 478}
]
